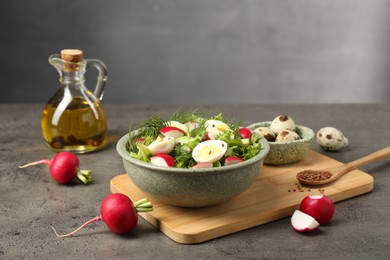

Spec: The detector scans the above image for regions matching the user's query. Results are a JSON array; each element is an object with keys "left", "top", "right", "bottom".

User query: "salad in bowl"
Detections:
[
  {"left": 117, "top": 111, "right": 269, "bottom": 207},
  {"left": 127, "top": 112, "right": 263, "bottom": 169}
]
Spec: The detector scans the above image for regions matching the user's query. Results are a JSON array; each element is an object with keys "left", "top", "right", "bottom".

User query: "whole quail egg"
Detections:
[
  {"left": 270, "top": 115, "right": 296, "bottom": 135},
  {"left": 253, "top": 127, "right": 276, "bottom": 142},
  {"left": 316, "top": 127, "right": 348, "bottom": 151},
  {"left": 275, "top": 130, "right": 300, "bottom": 142}
]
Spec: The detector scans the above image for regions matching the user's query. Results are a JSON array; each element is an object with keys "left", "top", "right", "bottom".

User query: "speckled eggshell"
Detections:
[
  {"left": 249, "top": 122, "right": 314, "bottom": 165},
  {"left": 316, "top": 127, "right": 348, "bottom": 151},
  {"left": 275, "top": 130, "right": 300, "bottom": 142},
  {"left": 253, "top": 127, "right": 276, "bottom": 142},
  {"left": 270, "top": 115, "right": 296, "bottom": 135}
]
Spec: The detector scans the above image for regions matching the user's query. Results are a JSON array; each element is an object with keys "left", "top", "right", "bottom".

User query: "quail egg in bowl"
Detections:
[{"left": 248, "top": 116, "right": 314, "bottom": 165}]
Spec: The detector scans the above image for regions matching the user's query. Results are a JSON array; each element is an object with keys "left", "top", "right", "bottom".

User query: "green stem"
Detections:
[
  {"left": 134, "top": 198, "right": 153, "bottom": 213},
  {"left": 137, "top": 201, "right": 153, "bottom": 208},
  {"left": 133, "top": 198, "right": 148, "bottom": 207},
  {"left": 76, "top": 169, "right": 92, "bottom": 184}
]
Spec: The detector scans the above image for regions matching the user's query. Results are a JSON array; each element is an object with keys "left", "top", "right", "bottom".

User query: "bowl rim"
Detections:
[
  {"left": 116, "top": 132, "right": 270, "bottom": 175},
  {"left": 247, "top": 122, "right": 314, "bottom": 145}
]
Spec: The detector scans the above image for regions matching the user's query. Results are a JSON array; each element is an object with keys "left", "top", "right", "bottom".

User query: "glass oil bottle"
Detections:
[{"left": 41, "top": 49, "right": 108, "bottom": 153}]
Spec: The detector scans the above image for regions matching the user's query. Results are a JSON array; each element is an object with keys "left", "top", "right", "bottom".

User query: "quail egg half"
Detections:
[
  {"left": 192, "top": 140, "right": 228, "bottom": 163},
  {"left": 205, "top": 120, "right": 232, "bottom": 140},
  {"left": 316, "top": 127, "right": 348, "bottom": 151}
]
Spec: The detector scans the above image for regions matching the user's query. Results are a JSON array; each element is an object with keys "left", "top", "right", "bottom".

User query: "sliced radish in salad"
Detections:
[
  {"left": 166, "top": 121, "right": 188, "bottom": 134},
  {"left": 239, "top": 127, "right": 251, "bottom": 139},
  {"left": 224, "top": 156, "right": 244, "bottom": 166},
  {"left": 150, "top": 154, "right": 176, "bottom": 167},
  {"left": 148, "top": 136, "right": 175, "bottom": 155},
  {"left": 192, "top": 162, "right": 214, "bottom": 169},
  {"left": 133, "top": 138, "right": 145, "bottom": 144},
  {"left": 160, "top": 126, "right": 185, "bottom": 138},
  {"left": 204, "top": 132, "right": 212, "bottom": 141},
  {"left": 192, "top": 140, "right": 228, "bottom": 163}
]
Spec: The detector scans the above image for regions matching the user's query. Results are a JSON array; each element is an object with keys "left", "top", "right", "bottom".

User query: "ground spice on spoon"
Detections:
[{"left": 296, "top": 170, "right": 333, "bottom": 182}]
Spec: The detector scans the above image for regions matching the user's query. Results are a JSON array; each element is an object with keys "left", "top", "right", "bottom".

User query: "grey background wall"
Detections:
[{"left": 1, "top": 0, "right": 390, "bottom": 104}]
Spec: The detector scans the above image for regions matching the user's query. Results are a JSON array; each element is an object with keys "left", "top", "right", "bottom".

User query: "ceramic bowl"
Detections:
[
  {"left": 247, "top": 122, "right": 314, "bottom": 165},
  {"left": 116, "top": 133, "right": 270, "bottom": 208}
]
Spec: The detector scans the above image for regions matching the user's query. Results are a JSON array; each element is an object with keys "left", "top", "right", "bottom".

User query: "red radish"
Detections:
[
  {"left": 291, "top": 210, "right": 320, "bottom": 232},
  {"left": 300, "top": 195, "right": 335, "bottom": 225},
  {"left": 160, "top": 126, "right": 185, "bottom": 138},
  {"left": 239, "top": 128, "right": 251, "bottom": 139},
  {"left": 133, "top": 138, "right": 145, "bottom": 144},
  {"left": 206, "top": 132, "right": 218, "bottom": 140},
  {"left": 52, "top": 193, "right": 153, "bottom": 237},
  {"left": 224, "top": 156, "right": 244, "bottom": 166},
  {"left": 150, "top": 154, "right": 176, "bottom": 167},
  {"left": 166, "top": 120, "right": 188, "bottom": 134},
  {"left": 204, "top": 132, "right": 212, "bottom": 141},
  {"left": 192, "top": 162, "right": 213, "bottom": 169},
  {"left": 19, "top": 152, "right": 92, "bottom": 184}
]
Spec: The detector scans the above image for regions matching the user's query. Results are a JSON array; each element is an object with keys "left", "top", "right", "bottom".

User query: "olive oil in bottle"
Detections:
[{"left": 42, "top": 49, "right": 108, "bottom": 153}]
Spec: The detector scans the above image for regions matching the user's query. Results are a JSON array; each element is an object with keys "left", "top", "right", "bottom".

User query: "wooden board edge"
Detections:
[
  {"left": 165, "top": 178, "right": 375, "bottom": 244},
  {"left": 329, "top": 174, "right": 374, "bottom": 203},
  {"left": 110, "top": 175, "right": 122, "bottom": 194},
  {"left": 173, "top": 206, "right": 298, "bottom": 244},
  {"left": 109, "top": 172, "right": 375, "bottom": 244}
]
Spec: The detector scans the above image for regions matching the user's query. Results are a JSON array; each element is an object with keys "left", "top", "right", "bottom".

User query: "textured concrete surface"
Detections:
[{"left": 1, "top": 103, "right": 390, "bottom": 259}]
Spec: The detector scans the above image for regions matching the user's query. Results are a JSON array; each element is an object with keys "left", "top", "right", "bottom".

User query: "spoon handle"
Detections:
[{"left": 344, "top": 146, "right": 390, "bottom": 172}]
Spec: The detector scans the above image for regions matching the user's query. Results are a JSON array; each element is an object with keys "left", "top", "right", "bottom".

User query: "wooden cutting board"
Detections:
[{"left": 110, "top": 150, "right": 374, "bottom": 244}]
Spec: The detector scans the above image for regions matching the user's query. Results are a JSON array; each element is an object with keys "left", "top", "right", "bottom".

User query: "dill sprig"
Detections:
[
  {"left": 171, "top": 145, "right": 196, "bottom": 168},
  {"left": 188, "top": 117, "right": 207, "bottom": 138},
  {"left": 139, "top": 116, "right": 167, "bottom": 137},
  {"left": 170, "top": 109, "right": 201, "bottom": 123},
  {"left": 127, "top": 116, "right": 168, "bottom": 152},
  {"left": 137, "top": 115, "right": 168, "bottom": 137}
]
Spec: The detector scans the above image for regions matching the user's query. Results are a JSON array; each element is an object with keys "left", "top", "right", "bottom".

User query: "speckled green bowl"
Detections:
[
  {"left": 116, "top": 133, "right": 270, "bottom": 208},
  {"left": 248, "top": 122, "right": 314, "bottom": 165}
]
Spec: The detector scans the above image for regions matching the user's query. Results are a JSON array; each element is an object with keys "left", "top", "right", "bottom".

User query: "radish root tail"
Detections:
[
  {"left": 19, "top": 160, "right": 52, "bottom": 168},
  {"left": 52, "top": 216, "right": 102, "bottom": 238}
]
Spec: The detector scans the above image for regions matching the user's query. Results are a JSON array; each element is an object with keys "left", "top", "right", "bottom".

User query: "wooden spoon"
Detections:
[{"left": 296, "top": 146, "right": 390, "bottom": 185}]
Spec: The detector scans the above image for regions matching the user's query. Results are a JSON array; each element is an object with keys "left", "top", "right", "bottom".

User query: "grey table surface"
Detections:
[{"left": 1, "top": 103, "right": 390, "bottom": 259}]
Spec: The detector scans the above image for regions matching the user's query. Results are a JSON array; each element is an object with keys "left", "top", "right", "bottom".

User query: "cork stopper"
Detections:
[{"left": 61, "top": 49, "right": 83, "bottom": 72}]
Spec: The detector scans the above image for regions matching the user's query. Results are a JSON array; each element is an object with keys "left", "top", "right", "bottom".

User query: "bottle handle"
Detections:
[{"left": 85, "top": 59, "right": 108, "bottom": 100}]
